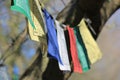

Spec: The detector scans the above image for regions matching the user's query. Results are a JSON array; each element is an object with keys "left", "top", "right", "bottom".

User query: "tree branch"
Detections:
[
  {"left": 20, "top": 46, "right": 42, "bottom": 80},
  {"left": 1, "top": 26, "right": 27, "bottom": 62}
]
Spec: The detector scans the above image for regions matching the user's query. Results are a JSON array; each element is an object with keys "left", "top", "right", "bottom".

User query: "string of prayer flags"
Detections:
[
  {"left": 74, "top": 27, "right": 90, "bottom": 72},
  {"left": 11, "top": 0, "right": 35, "bottom": 29},
  {"left": 78, "top": 19, "right": 102, "bottom": 64},
  {"left": 55, "top": 20, "right": 71, "bottom": 71},
  {"left": 10, "top": 0, "right": 102, "bottom": 74}
]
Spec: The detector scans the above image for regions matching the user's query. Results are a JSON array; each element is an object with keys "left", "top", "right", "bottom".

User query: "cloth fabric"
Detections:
[
  {"left": 11, "top": 0, "right": 35, "bottom": 29},
  {"left": 28, "top": 0, "right": 46, "bottom": 42},
  {"left": 66, "top": 26, "right": 82, "bottom": 73},
  {"left": 27, "top": 1, "right": 49, "bottom": 78},
  {"left": 74, "top": 27, "right": 90, "bottom": 72},
  {"left": 43, "top": 9, "right": 62, "bottom": 64},
  {"left": 55, "top": 20, "right": 71, "bottom": 71},
  {"left": 78, "top": 19, "right": 102, "bottom": 64},
  {"left": 64, "top": 30, "right": 72, "bottom": 63}
]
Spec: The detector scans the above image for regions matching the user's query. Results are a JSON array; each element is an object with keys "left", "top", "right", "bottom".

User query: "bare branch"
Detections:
[{"left": 1, "top": 26, "right": 27, "bottom": 62}]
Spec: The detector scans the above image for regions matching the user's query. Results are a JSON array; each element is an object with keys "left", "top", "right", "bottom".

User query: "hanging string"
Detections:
[{"left": 84, "top": 18, "right": 97, "bottom": 36}]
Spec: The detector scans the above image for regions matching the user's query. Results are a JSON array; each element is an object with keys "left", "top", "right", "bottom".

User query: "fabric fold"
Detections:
[
  {"left": 79, "top": 19, "right": 102, "bottom": 64},
  {"left": 55, "top": 20, "right": 71, "bottom": 71},
  {"left": 74, "top": 27, "right": 90, "bottom": 72},
  {"left": 66, "top": 26, "right": 82, "bottom": 73},
  {"left": 11, "top": 0, "right": 35, "bottom": 29},
  {"left": 28, "top": 0, "right": 46, "bottom": 42},
  {"left": 43, "top": 9, "right": 63, "bottom": 65}
]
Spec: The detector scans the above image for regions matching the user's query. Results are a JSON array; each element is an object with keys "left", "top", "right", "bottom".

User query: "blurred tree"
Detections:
[{"left": 0, "top": 0, "right": 120, "bottom": 80}]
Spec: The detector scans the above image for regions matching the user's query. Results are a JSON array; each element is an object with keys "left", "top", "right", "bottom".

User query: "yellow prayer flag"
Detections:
[
  {"left": 28, "top": 21, "right": 40, "bottom": 42},
  {"left": 78, "top": 19, "right": 102, "bottom": 64},
  {"left": 28, "top": 0, "right": 46, "bottom": 42}
]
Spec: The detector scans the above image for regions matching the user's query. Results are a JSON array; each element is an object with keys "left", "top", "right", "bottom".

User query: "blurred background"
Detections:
[{"left": 0, "top": 0, "right": 120, "bottom": 80}]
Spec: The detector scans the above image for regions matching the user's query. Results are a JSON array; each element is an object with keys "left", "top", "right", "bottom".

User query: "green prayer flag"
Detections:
[
  {"left": 11, "top": 0, "right": 35, "bottom": 29},
  {"left": 74, "top": 27, "right": 90, "bottom": 72}
]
